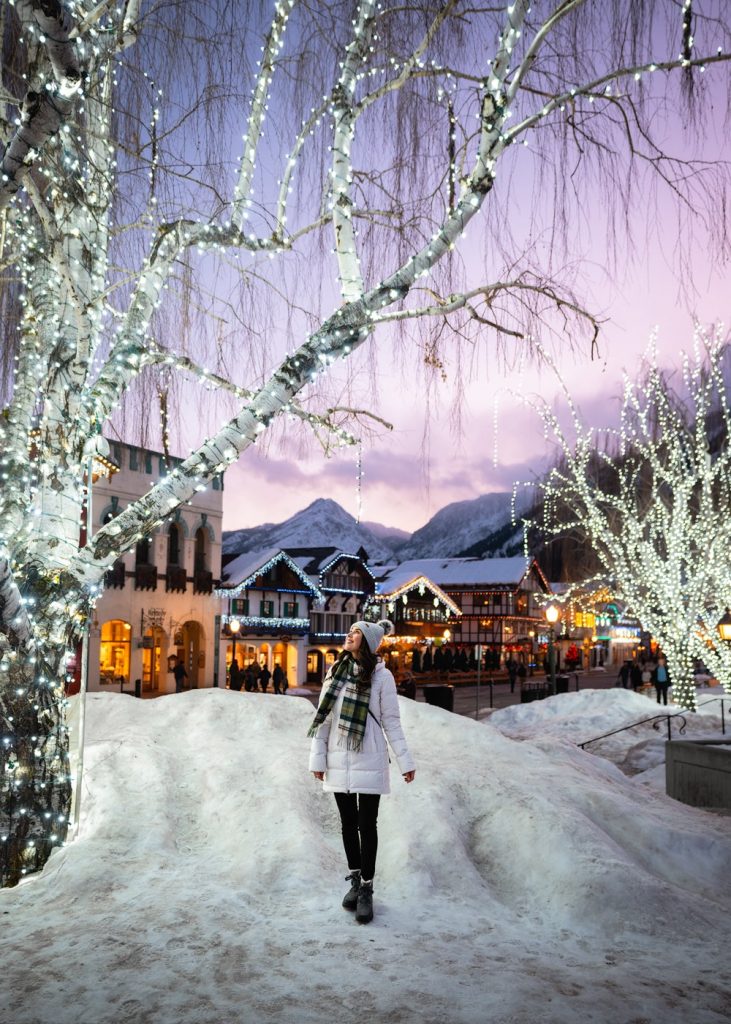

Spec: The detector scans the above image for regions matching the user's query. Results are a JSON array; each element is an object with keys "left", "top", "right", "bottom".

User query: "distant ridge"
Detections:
[
  {"left": 223, "top": 491, "right": 528, "bottom": 563},
  {"left": 394, "top": 492, "right": 528, "bottom": 560}
]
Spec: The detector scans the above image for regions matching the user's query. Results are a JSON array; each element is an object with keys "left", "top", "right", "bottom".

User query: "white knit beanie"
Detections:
[{"left": 350, "top": 618, "right": 394, "bottom": 654}]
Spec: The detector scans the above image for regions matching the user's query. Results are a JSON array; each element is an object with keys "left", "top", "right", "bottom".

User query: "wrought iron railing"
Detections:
[{"left": 577, "top": 697, "right": 728, "bottom": 749}]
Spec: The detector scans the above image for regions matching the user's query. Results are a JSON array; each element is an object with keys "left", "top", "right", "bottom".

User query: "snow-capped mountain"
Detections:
[
  {"left": 394, "top": 491, "right": 529, "bottom": 560},
  {"left": 360, "top": 520, "right": 410, "bottom": 546},
  {"left": 223, "top": 491, "right": 532, "bottom": 563},
  {"left": 222, "top": 497, "right": 396, "bottom": 563}
]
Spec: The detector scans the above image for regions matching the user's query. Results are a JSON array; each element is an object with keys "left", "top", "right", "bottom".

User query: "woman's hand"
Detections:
[
  {"left": 403, "top": 770, "right": 415, "bottom": 783},
  {"left": 312, "top": 771, "right": 325, "bottom": 781}
]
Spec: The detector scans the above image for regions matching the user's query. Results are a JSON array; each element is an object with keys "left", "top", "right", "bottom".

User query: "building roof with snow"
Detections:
[
  {"left": 217, "top": 547, "right": 323, "bottom": 598},
  {"left": 376, "top": 556, "right": 549, "bottom": 592},
  {"left": 368, "top": 573, "right": 462, "bottom": 617}
]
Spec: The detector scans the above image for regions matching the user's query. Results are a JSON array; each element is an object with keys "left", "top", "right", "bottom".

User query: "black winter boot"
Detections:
[
  {"left": 342, "top": 870, "right": 361, "bottom": 911},
  {"left": 355, "top": 880, "right": 373, "bottom": 924}
]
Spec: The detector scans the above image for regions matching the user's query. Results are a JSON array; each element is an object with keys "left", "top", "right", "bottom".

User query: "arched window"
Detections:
[
  {"left": 135, "top": 537, "right": 151, "bottom": 565},
  {"left": 167, "top": 523, "right": 180, "bottom": 566},
  {"left": 194, "top": 527, "right": 207, "bottom": 573}
]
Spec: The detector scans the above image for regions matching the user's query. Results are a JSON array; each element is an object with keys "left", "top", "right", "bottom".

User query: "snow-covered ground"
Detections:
[
  {"left": 490, "top": 685, "right": 730, "bottom": 785},
  {"left": 1, "top": 688, "right": 730, "bottom": 1024}
]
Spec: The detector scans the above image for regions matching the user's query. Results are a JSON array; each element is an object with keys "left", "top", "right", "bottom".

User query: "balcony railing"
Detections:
[
  {"left": 309, "top": 631, "right": 347, "bottom": 645},
  {"left": 222, "top": 615, "right": 311, "bottom": 636},
  {"left": 193, "top": 569, "right": 213, "bottom": 594},
  {"left": 166, "top": 565, "right": 187, "bottom": 593},
  {"left": 104, "top": 559, "right": 126, "bottom": 589},
  {"left": 134, "top": 563, "right": 158, "bottom": 591}
]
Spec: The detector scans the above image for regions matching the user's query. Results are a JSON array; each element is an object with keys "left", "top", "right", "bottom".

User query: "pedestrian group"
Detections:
[{"left": 227, "top": 657, "right": 288, "bottom": 693}]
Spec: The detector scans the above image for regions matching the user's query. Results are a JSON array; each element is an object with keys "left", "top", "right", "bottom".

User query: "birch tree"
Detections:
[
  {"left": 2, "top": 0, "right": 731, "bottom": 884},
  {"left": 523, "top": 331, "right": 731, "bottom": 712}
]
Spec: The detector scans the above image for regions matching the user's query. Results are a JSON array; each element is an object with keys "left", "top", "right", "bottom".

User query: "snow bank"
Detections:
[
  {"left": 490, "top": 687, "right": 730, "bottom": 777},
  {"left": 0, "top": 689, "right": 729, "bottom": 1024}
]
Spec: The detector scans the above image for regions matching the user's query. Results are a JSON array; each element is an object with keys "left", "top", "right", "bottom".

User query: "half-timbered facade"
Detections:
[
  {"left": 217, "top": 548, "right": 324, "bottom": 685},
  {"left": 286, "top": 547, "right": 376, "bottom": 684},
  {"left": 376, "top": 556, "right": 552, "bottom": 670}
]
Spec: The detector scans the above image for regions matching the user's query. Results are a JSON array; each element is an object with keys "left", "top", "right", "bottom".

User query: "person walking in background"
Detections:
[
  {"left": 259, "top": 663, "right": 271, "bottom": 693},
  {"left": 243, "top": 663, "right": 256, "bottom": 692},
  {"left": 629, "top": 660, "right": 643, "bottom": 692},
  {"left": 652, "top": 656, "right": 671, "bottom": 705},
  {"left": 308, "top": 619, "right": 415, "bottom": 925},
  {"left": 273, "top": 664, "right": 285, "bottom": 694},
  {"left": 229, "top": 658, "right": 242, "bottom": 691},
  {"left": 617, "top": 661, "right": 631, "bottom": 688},
  {"left": 173, "top": 657, "right": 188, "bottom": 693},
  {"left": 507, "top": 658, "right": 518, "bottom": 693}
]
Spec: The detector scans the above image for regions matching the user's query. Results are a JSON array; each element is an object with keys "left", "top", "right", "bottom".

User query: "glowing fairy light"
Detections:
[{"left": 522, "top": 327, "right": 731, "bottom": 713}]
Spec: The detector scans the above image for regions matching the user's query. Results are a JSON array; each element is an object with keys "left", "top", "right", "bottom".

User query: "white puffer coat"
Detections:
[{"left": 308, "top": 661, "right": 415, "bottom": 794}]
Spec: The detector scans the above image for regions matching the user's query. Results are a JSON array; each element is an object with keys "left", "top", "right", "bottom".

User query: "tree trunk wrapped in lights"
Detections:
[
  {"left": 1, "top": 0, "right": 731, "bottom": 884},
  {"left": 522, "top": 331, "right": 731, "bottom": 712}
]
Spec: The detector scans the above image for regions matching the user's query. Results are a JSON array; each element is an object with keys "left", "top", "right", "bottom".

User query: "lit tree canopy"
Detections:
[
  {"left": 1, "top": 0, "right": 731, "bottom": 884},
  {"left": 523, "top": 330, "right": 731, "bottom": 712}
]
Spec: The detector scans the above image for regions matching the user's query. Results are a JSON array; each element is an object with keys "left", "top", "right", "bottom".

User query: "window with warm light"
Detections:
[{"left": 99, "top": 619, "right": 131, "bottom": 685}]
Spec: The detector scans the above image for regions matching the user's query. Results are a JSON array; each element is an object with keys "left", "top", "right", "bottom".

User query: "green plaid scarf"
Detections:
[{"left": 307, "top": 653, "right": 370, "bottom": 751}]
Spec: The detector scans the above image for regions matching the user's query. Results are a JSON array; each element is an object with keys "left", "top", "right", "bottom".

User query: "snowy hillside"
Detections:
[
  {"left": 395, "top": 491, "right": 528, "bottom": 560},
  {"left": 1, "top": 689, "right": 729, "bottom": 1024},
  {"left": 222, "top": 497, "right": 395, "bottom": 562},
  {"left": 360, "top": 519, "right": 410, "bottom": 546},
  {"left": 223, "top": 492, "right": 533, "bottom": 563}
]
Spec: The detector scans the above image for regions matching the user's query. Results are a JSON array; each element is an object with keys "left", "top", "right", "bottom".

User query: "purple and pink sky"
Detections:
[
  {"left": 205, "top": 12, "right": 731, "bottom": 536},
  {"left": 221, "top": 241, "right": 728, "bottom": 534}
]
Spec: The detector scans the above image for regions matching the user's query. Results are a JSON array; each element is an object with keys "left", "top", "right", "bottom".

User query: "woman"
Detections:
[
  {"left": 308, "top": 619, "right": 415, "bottom": 924},
  {"left": 652, "top": 656, "right": 672, "bottom": 705}
]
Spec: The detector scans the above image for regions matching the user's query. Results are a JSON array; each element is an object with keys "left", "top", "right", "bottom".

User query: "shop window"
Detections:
[{"left": 99, "top": 620, "right": 131, "bottom": 686}]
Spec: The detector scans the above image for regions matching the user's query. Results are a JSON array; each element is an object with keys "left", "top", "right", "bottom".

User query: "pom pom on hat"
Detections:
[{"left": 350, "top": 618, "right": 394, "bottom": 653}]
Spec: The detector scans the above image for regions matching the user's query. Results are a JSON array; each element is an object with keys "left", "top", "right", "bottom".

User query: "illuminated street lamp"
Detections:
[
  {"left": 545, "top": 604, "right": 560, "bottom": 695},
  {"left": 229, "top": 617, "right": 241, "bottom": 669},
  {"left": 717, "top": 608, "right": 731, "bottom": 642}
]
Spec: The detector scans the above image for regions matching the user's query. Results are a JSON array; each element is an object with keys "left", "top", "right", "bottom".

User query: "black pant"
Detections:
[
  {"left": 333, "top": 792, "right": 381, "bottom": 881},
  {"left": 656, "top": 684, "right": 669, "bottom": 705}
]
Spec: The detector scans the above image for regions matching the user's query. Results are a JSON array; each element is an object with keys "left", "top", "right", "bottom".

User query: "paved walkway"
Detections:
[
  {"left": 297, "top": 667, "right": 644, "bottom": 719},
  {"left": 418, "top": 668, "right": 633, "bottom": 718}
]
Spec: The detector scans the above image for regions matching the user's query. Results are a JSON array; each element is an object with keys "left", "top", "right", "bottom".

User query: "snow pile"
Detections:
[
  {"left": 490, "top": 687, "right": 730, "bottom": 781},
  {"left": 1, "top": 690, "right": 730, "bottom": 1024}
]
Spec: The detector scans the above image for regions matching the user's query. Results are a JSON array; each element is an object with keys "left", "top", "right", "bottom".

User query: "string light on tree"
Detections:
[{"left": 520, "top": 328, "right": 731, "bottom": 712}]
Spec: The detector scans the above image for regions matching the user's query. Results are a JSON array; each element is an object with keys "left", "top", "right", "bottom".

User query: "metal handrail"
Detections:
[{"left": 578, "top": 696, "right": 728, "bottom": 749}]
